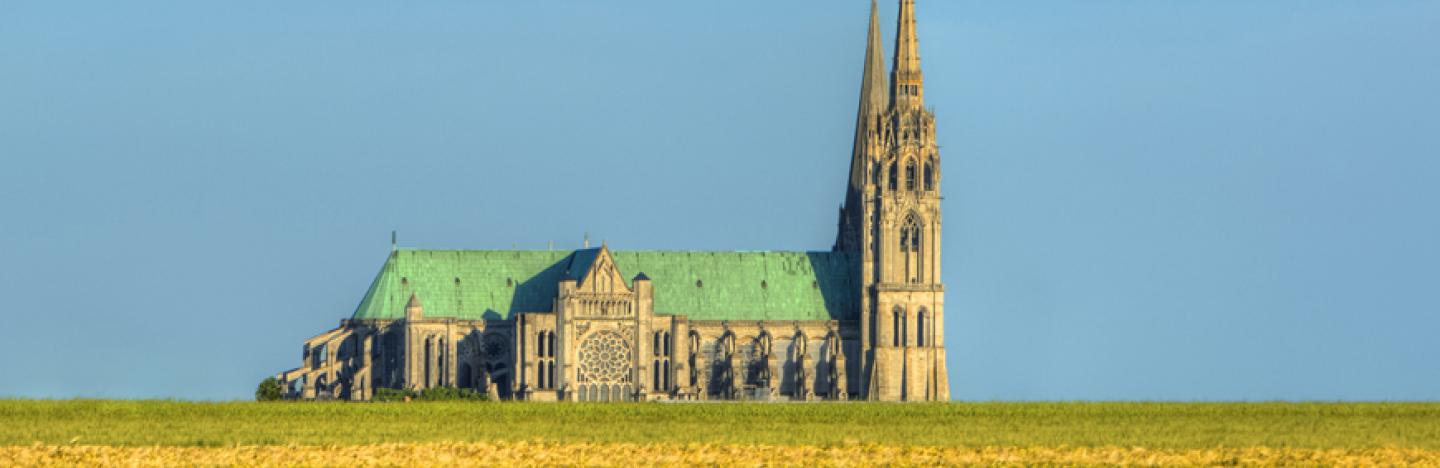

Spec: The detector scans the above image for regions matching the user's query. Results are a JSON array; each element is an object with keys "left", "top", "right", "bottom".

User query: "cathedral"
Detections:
[{"left": 277, "top": 0, "right": 949, "bottom": 402}]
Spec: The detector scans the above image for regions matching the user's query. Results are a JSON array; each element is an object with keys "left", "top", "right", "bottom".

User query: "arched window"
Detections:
[
  {"left": 888, "top": 163, "right": 898, "bottom": 191},
  {"left": 924, "top": 162, "right": 934, "bottom": 191},
  {"left": 423, "top": 337, "right": 433, "bottom": 388},
  {"left": 653, "top": 361, "right": 661, "bottom": 390},
  {"left": 663, "top": 360, "right": 671, "bottom": 390},
  {"left": 663, "top": 332, "right": 671, "bottom": 356},
  {"left": 900, "top": 214, "right": 923, "bottom": 284},
  {"left": 653, "top": 333, "right": 661, "bottom": 356},
  {"left": 902, "top": 309, "right": 909, "bottom": 347},
  {"left": 538, "top": 331, "right": 547, "bottom": 357},
  {"left": 905, "top": 159, "right": 917, "bottom": 191},
  {"left": 917, "top": 309, "right": 927, "bottom": 347}
]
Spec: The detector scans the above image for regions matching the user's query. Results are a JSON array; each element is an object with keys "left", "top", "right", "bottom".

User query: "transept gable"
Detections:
[{"left": 574, "top": 246, "right": 630, "bottom": 294}]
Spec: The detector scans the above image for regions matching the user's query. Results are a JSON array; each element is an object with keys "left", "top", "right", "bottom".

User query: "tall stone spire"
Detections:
[
  {"left": 836, "top": 0, "right": 891, "bottom": 252},
  {"left": 892, "top": 0, "right": 924, "bottom": 108},
  {"left": 847, "top": 0, "right": 890, "bottom": 194}
]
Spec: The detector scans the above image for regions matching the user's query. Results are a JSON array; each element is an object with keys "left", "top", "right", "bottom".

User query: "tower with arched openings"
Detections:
[{"left": 833, "top": 0, "right": 950, "bottom": 401}]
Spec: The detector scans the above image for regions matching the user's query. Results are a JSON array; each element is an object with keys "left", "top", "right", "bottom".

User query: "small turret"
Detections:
[
  {"left": 632, "top": 272, "right": 652, "bottom": 290},
  {"left": 404, "top": 293, "right": 423, "bottom": 321}
]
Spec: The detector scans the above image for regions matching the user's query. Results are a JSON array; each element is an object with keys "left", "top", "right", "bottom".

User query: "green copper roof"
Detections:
[{"left": 351, "top": 249, "right": 858, "bottom": 321}]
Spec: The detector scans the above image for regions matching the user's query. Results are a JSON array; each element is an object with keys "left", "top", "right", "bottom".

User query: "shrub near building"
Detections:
[
  {"left": 374, "top": 387, "right": 488, "bottom": 402},
  {"left": 255, "top": 378, "right": 284, "bottom": 402}
]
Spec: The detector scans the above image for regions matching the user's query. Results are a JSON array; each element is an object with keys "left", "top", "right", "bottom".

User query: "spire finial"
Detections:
[
  {"left": 584, "top": 232, "right": 590, "bottom": 249},
  {"left": 892, "top": 0, "right": 924, "bottom": 107},
  {"left": 391, "top": 230, "right": 397, "bottom": 252}
]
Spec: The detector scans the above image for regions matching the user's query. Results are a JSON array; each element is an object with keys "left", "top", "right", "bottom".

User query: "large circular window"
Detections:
[
  {"left": 578, "top": 330, "right": 632, "bottom": 384},
  {"left": 481, "top": 334, "right": 509, "bottom": 362}
]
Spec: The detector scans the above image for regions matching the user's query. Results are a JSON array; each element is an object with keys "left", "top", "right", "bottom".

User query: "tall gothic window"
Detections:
[
  {"left": 423, "top": 337, "right": 433, "bottom": 388},
  {"left": 438, "top": 337, "right": 447, "bottom": 387},
  {"left": 923, "top": 162, "right": 934, "bottom": 191},
  {"left": 905, "top": 159, "right": 917, "bottom": 191},
  {"left": 900, "top": 214, "right": 923, "bottom": 283}
]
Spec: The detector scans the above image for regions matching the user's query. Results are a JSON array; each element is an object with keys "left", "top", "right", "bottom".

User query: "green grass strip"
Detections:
[{"left": 1, "top": 401, "right": 1437, "bottom": 449}]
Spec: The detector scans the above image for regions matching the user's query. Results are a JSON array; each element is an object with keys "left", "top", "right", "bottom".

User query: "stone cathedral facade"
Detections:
[{"left": 276, "top": 0, "right": 950, "bottom": 402}]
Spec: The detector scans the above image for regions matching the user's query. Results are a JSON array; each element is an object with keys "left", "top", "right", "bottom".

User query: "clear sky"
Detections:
[{"left": 2, "top": 1, "right": 1437, "bottom": 401}]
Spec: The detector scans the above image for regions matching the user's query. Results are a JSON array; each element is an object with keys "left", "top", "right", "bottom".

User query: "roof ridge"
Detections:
[{"left": 351, "top": 247, "right": 858, "bottom": 322}]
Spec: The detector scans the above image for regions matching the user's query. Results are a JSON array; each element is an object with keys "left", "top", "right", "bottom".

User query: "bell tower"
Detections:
[{"left": 837, "top": 0, "right": 949, "bottom": 401}]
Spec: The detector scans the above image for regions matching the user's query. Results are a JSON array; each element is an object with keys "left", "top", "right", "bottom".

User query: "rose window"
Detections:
[
  {"left": 481, "top": 334, "right": 509, "bottom": 362},
  {"left": 578, "top": 330, "right": 632, "bottom": 384}
]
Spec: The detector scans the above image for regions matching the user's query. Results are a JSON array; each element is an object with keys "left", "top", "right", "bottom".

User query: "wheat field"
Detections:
[{"left": 2, "top": 401, "right": 1437, "bottom": 466}]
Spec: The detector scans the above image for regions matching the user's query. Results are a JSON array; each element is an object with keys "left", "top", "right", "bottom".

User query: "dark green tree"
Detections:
[{"left": 255, "top": 377, "right": 284, "bottom": 401}]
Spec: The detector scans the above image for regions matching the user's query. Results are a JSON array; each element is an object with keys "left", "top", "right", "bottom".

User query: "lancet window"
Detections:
[
  {"left": 924, "top": 161, "right": 934, "bottom": 191},
  {"left": 917, "top": 309, "right": 927, "bottom": 347},
  {"left": 899, "top": 214, "right": 924, "bottom": 283}
]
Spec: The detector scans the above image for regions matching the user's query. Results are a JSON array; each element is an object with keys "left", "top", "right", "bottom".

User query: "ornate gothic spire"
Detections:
[{"left": 892, "top": 0, "right": 924, "bottom": 108}]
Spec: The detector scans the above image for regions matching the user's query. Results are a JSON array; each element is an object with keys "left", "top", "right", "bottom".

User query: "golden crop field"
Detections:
[{"left": 2, "top": 401, "right": 1438, "bottom": 466}]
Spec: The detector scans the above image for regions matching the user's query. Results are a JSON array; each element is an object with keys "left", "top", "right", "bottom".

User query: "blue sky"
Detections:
[{"left": 1, "top": 1, "right": 1436, "bottom": 401}]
